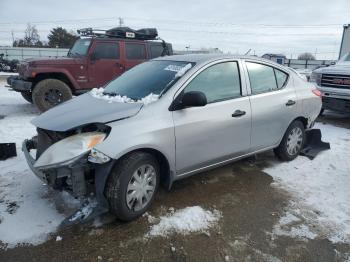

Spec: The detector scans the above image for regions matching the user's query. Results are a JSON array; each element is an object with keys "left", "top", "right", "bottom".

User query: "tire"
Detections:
[
  {"left": 274, "top": 120, "right": 305, "bottom": 161},
  {"left": 105, "top": 152, "right": 160, "bottom": 221},
  {"left": 32, "top": 79, "right": 72, "bottom": 112},
  {"left": 319, "top": 108, "right": 325, "bottom": 116},
  {"left": 20, "top": 91, "right": 33, "bottom": 103}
]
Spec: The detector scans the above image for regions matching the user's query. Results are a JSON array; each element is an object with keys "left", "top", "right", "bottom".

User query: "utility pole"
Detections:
[
  {"left": 11, "top": 30, "right": 14, "bottom": 45},
  {"left": 118, "top": 17, "right": 124, "bottom": 27}
]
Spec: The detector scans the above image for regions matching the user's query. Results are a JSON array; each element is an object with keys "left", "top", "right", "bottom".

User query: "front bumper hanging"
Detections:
[{"left": 22, "top": 137, "right": 114, "bottom": 225}]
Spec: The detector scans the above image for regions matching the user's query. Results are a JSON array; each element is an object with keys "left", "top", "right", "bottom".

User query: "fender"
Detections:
[{"left": 33, "top": 68, "right": 80, "bottom": 90}]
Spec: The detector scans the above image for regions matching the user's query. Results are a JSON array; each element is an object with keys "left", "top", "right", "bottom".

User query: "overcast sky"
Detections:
[{"left": 0, "top": 0, "right": 349, "bottom": 59}]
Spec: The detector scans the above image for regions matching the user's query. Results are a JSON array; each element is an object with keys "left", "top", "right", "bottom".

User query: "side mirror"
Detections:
[
  {"left": 170, "top": 91, "right": 206, "bottom": 110},
  {"left": 182, "top": 91, "right": 207, "bottom": 108}
]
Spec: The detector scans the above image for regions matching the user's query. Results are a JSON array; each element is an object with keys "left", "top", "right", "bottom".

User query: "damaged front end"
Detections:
[{"left": 22, "top": 124, "right": 115, "bottom": 224}]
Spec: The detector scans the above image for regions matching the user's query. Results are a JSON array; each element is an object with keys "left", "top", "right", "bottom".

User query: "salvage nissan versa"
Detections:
[{"left": 23, "top": 54, "right": 322, "bottom": 221}]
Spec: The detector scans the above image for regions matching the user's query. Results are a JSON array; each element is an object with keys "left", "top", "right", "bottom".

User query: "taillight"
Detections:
[{"left": 312, "top": 89, "right": 322, "bottom": 97}]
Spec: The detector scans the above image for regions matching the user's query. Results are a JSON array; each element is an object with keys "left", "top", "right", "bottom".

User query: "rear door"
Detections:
[
  {"left": 88, "top": 41, "right": 124, "bottom": 87},
  {"left": 244, "top": 61, "right": 298, "bottom": 150},
  {"left": 173, "top": 61, "right": 252, "bottom": 175},
  {"left": 123, "top": 42, "right": 147, "bottom": 71}
]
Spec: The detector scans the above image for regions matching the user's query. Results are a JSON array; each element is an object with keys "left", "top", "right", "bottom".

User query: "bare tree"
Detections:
[
  {"left": 13, "top": 23, "right": 43, "bottom": 47},
  {"left": 298, "top": 52, "right": 316, "bottom": 60}
]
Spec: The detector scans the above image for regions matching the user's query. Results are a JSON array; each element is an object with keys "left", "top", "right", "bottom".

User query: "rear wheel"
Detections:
[
  {"left": 274, "top": 120, "right": 305, "bottom": 161},
  {"left": 20, "top": 91, "right": 33, "bottom": 103},
  {"left": 32, "top": 79, "right": 72, "bottom": 112},
  {"left": 105, "top": 152, "right": 160, "bottom": 221}
]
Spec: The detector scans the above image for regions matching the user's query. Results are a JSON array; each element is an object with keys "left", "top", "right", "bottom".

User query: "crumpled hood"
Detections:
[
  {"left": 31, "top": 93, "right": 143, "bottom": 132},
  {"left": 315, "top": 64, "right": 350, "bottom": 75}
]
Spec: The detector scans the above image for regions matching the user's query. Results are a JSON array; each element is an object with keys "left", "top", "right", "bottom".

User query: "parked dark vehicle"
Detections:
[
  {"left": 311, "top": 52, "right": 350, "bottom": 114},
  {"left": 7, "top": 27, "right": 173, "bottom": 112},
  {"left": 0, "top": 53, "right": 19, "bottom": 72}
]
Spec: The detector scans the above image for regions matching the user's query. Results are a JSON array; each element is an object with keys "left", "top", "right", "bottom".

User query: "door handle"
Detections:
[
  {"left": 286, "top": 100, "right": 296, "bottom": 106},
  {"left": 232, "top": 110, "right": 246, "bottom": 117}
]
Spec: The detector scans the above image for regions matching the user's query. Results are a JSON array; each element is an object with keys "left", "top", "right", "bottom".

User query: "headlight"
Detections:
[{"left": 34, "top": 132, "right": 106, "bottom": 169}]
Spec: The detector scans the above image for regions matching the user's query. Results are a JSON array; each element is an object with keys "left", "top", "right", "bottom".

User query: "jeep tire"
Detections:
[
  {"left": 32, "top": 79, "right": 72, "bottom": 112},
  {"left": 20, "top": 91, "right": 33, "bottom": 103}
]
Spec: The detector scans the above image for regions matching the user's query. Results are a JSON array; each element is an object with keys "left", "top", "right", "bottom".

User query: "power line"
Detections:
[{"left": 0, "top": 16, "right": 343, "bottom": 28}]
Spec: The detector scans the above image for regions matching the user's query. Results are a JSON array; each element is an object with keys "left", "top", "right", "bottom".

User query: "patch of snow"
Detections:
[
  {"left": 0, "top": 72, "right": 18, "bottom": 76},
  {"left": 0, "top": 81, "right": 79, "bottom": 248},
  {"left": 147, "top": 206, "right": 221, "bottom": 237},
  {"left": 139, "top": 93, "right": 159, "bottom": 105},
  {"left": 90, "top": 88, "right": 159, "bottom": 105},
  {"left": 174, "top": 63, "right": 192, "bottom": 78},
  {"left": 273, "top": 219, "right": 317, "bottom": 240},
  {"left": 265, "top": 122, "right": 350, "bottom": 243},
  {"left": 56, "top": 236, "right": 62, "bottom": 241}
]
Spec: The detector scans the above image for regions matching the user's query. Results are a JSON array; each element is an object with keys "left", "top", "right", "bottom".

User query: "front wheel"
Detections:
[
  {"left": 32, "top": 79, "right": 72, "bottom": 112},
  {"left": 105, "top": 152, "right": 160, "bottom": 221},
  {"left": 274, "top": 120, "right": 305, "bottom": 161}
]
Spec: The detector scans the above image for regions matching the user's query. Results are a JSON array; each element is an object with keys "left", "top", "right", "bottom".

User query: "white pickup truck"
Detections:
[{"left": 310, "top": 52, "right": 350, "bottom": 113}]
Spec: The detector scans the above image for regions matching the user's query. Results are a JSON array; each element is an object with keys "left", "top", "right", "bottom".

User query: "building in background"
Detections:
[
  {"left": 262, "top": 53, "right": 286, "bottom": 64},
  {"left": 339, "top": 24, "right": 350, "bottom": 59}
]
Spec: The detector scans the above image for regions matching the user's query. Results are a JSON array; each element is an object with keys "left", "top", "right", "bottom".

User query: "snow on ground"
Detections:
[
  {"left": 265, "top": 122, "right": 350, "bottom": 243},
  {"left": 147, "top": 206, "right": 221, "bottom": 237},
  {"left": 0, "top": 82, "right": 79, "bottom": 248},
  {"left": 0, "top": 72, "right": 18, "bottom": 76}
]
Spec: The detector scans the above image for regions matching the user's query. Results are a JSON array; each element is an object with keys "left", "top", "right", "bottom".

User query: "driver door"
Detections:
[
  {"left": 88, "top": 41, "right": 125, "bottom": 88},
  {"left": 172, "top": 61, "right": 252, "bottom": 175}
]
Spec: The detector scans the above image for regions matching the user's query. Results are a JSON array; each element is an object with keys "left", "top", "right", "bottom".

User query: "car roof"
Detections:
[
  {"left": 154, "top": 54, "right": 269, "bottom": 63},
  {"left": 154, "top": 53, "right": 290, "bottom": 71}
]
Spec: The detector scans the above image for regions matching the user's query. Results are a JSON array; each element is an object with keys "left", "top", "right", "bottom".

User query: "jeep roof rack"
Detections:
[{"left": 77, "top": 27, "right": 158, "bottom": 41}]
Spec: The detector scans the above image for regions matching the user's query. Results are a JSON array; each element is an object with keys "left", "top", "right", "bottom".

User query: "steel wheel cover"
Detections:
[
  {"left": 286, "top": 127, "right": 303, "bottom": 156},
  {"left": 126, "top": 164, "right": 157, "bottom": 211}
]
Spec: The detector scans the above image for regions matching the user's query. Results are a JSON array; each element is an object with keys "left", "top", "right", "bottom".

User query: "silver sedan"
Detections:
[{"left": 23, "top": 54, "right": 322, "bottom": 221}]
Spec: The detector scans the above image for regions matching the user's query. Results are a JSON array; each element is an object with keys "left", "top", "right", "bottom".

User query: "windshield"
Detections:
[
  {"left": 68, "top": 38, "right": 91, "bottom": 57},
  {"left": 103, "top": 60, "right": 194, "bottom": 100},
  {"left": 337, "top": 53, "right": 350, "bottom": 64}
]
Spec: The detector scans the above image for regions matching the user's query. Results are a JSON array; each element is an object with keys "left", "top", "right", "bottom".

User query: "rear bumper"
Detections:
[{"left": 7, "top": 76, "right": 32, "bottom": 92}]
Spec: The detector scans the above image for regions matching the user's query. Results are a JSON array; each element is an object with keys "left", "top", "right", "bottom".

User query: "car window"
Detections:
[
  {"left": 150, "top": 44, "right": 164, "bottom": 58},
  {"left": 274, "top": 69, "right": 288, "bottom": 88},
  {"left": 184, "top": 62, "right": 241, "bottom": 103},
  {"left": 93, "top": 42, "right": 120, "bottom": 59},
  {"left": 126, "top": 43, "right": 146, "bottom": 59},
  {"left": 246, "top": 62, "right": 277, "bottom": 94}
]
